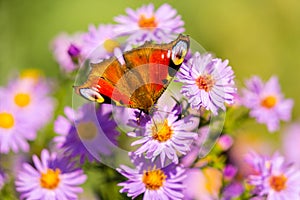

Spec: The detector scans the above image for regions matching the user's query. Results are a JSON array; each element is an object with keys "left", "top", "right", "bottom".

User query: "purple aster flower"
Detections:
[
  {"left": 51, "top": 32, "right": 83, "bottom": 72},
  {"left": 2, "top": 76, "right": 55, "bottom": 131},
  {"left": 81, "top": 24, "right": 122, "bottom": 62},
  {"left": 242, "top": 76, "right": 293, "bottom": 132},
  {"left": 246, "top": 152, "right": 300, "bottom": 199},
  {"left": 15, "top": 149, "right": 87, "bottom": 200},
  {"left": 53, "top": 103, "right": 120, "bottom": 164},
  {"left": 114, "top": 3, "right": 185, "bottom": 46},
  {"left": 117, "top": 161, "right": 186, "bottom": 200},
  {"left": 0, "top": 97, "right": 37, "bottom": 153},
  {"left": 129, "top": 109, "right": 197, "bottom": 167},
  {"left": 177, "top": 52, "right": 236, "bottom": 114}
]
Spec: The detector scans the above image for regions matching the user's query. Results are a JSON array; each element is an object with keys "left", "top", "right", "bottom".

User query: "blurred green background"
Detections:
[{"left": 1, "top": 0, "right": 300, "bottom": 131}]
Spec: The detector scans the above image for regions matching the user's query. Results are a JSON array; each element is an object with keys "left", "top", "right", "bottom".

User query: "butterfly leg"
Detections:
[{"left": 136, "top": 110, "right": 143, "bottom": 126}]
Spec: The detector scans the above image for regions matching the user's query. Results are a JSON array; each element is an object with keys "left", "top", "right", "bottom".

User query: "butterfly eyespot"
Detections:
[
  {"left": 172, "top": 41, "right": 188, "bottom": 66},
  {"left": 79, "top": 88, "right": 104, "bottom": 103}
]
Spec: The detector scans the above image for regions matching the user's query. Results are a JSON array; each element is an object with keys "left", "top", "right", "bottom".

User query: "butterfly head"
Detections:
[{"left": 171, "top": 35, "right": 189, "bottom": 66}]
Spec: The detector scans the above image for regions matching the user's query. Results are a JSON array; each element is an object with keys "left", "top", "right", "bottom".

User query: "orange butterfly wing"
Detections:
[
  {"left": 122, "top": 45, "right": 172, "bottom": 111},
  {"left": 75, "top": 35, "right": 190, "bottom": 113}
]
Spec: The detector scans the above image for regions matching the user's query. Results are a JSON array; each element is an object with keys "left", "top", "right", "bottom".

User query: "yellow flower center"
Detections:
[
  {"left": 14, "top": 93, "right": 31, "bottom": 107},
  {"left": 77, "top": 121, "right": 98, "bottom": 140},
  {"left": 0, "top": 112, "right": 15, "bottom": 129},
  {"left": 103, "top": 39, "right": 120, "bottom": 53},
  {"left": 261, "top": 96, "right": 277, "bottom": 109},
  {"left": 20, "top": 69, "right": 42, "bottom": 82},
  {"left": 269, "top": 174, "right": 287, "bottom": 192},
  {"left": 40, "top": 168, "right": 61, "bottom": 190},
  {"left": 138, "top": 15, "right": 157, "bottom": 29},
  {"left": 196, "top": 75, "right": 215, "bottom": 92},
  {"left": 151, "top": 119, "right": 173, "bottom": 142},
  {"left": 142, "top": 168, "right": 166, "bottom": 190}
]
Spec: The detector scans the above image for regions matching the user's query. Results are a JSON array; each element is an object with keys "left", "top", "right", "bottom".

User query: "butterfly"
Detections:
[{"left": 74, "top": 34, "right": 190, "bottom": 114}]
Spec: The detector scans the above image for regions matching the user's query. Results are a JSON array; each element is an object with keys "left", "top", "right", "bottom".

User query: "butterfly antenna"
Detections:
[
  {"left": 154, "top": 109, "right": 174, "bottom": 116},
  {"left": 151, "top": 114, "right": 158, "bottom": 132},
  {"left": 153, "top": 97, "right": 181, "bottom": 116}
]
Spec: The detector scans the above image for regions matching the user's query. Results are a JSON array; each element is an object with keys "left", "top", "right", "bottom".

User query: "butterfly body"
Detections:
[{"left": 75, "top": 34, "right": 190, "bottom": 113}]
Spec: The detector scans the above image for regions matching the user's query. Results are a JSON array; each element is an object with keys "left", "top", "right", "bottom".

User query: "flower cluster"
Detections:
[
  {"left": 0, "top": 70, "right": 55, "bottom": 153},
  {"left": 0, "top": 3, "right": 298, "bottom": 200},
  {"left": 51, "top": 3, "right": 185, "bottom": 72},
  {"left": 49, "top": 3, "right": 240, "bottom": 199}
]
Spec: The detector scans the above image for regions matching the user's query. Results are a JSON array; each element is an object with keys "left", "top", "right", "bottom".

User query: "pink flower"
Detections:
[
  {"left": 15, "top": 149, "right": 87, "bottom": 200},
  {"left": 177, "top": 52, "right": 236, "bottom": 114},
  {"left": 246, "top": 152, "right": 300, "bottom": 199},
  {"left": 129, "top": 109, "right": 197, "bottom": 167},
  {"left": 117, "top": 160, "right": 186, "bottom": 200},
  {"left": 51, "top": 32, "right": 83, "bottom": 72},
  {"left": 114, "top": 3, "right": 184, "bottom": 46},
  {"left": 242, "top": 76, "right": 293, "bottom": 132}
]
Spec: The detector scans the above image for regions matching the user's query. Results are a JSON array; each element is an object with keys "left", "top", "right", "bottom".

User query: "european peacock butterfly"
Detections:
[{"left": 75, "top": 34, "right": 190, "bottom": 114}]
